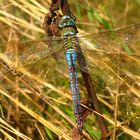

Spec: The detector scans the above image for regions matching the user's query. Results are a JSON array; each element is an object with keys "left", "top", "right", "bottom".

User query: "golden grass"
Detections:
[{"left": 0, "top": 0, "right": 140, "bottom": 139}]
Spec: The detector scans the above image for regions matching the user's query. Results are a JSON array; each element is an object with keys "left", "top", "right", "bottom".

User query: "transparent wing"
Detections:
[
  {"left": 0, "top": 24, "right": 140, "bottom": 92},
  {"left": 77, "top": 24, "right": 140, "bottom": 72},
  {"left": 0, "top": 37, "right": 70, "bottom": 91},
  {"left": 77, "top": 24, "right": 140, "bottom": 95}
]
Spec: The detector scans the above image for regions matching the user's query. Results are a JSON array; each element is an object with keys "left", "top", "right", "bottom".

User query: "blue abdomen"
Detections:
[{"left": 65, "top": 48, "right": 83, "bottom": 132}]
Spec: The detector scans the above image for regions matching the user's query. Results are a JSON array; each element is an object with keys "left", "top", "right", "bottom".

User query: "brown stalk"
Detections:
[{"left": 60, "top": 0, "right": 109, "bottom": 139}]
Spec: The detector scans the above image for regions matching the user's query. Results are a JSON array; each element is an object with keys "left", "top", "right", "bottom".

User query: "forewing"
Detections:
[
  {"left": 77, "top": 25, "right": 140, "bottom": 93},
  {"left": 0, "top": 37, "right": 70, "bottom": 91}
]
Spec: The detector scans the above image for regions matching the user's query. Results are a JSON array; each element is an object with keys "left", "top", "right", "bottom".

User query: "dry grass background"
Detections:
[{"left": 0, "top": 0, "right": 140, "bottom": 140}]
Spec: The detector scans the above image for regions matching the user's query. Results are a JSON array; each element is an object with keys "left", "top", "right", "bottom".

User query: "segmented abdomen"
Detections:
[{"left": 65, "top": 48, "right": 83, "bottom": 133}]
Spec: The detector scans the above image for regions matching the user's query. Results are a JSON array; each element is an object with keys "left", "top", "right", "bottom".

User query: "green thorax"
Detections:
[{"left": 59, "top": 15, "right": 77, "bottom": 37}]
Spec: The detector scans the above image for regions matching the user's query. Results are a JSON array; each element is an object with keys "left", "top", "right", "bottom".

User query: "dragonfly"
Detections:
[{"left": 0, "top": 16, "right": 140, "bottom": 133}]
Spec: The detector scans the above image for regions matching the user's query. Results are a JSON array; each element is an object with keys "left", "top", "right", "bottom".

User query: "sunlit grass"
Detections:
[{"left": 0, "top": 0, "right": 140, "bottom": 139}]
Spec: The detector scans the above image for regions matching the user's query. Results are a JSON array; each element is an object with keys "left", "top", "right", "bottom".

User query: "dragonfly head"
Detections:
[{"left": 59, "top": 15, "right": 77, "bottom": 36}]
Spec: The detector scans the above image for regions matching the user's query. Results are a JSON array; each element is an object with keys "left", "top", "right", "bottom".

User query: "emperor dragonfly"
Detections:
[{"left": 0, "top": 21, "right": 140, "bottom": 133}]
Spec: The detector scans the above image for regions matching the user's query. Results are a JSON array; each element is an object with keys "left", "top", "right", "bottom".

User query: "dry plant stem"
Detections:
[
  {"left": 15, "top": 43, "right": 20, "bottom": 140},
  {"left": 60, "top": 0, "right": 109, "bottom": 139},
  {"left": 35, "top": 123, "right": 45, "bottom": 140},
  {"left": 112, "top": 44, "right": 120, "bottom": 140},
  {"left": 80, "top": 70, "right": 109, "bottom": 139}
]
